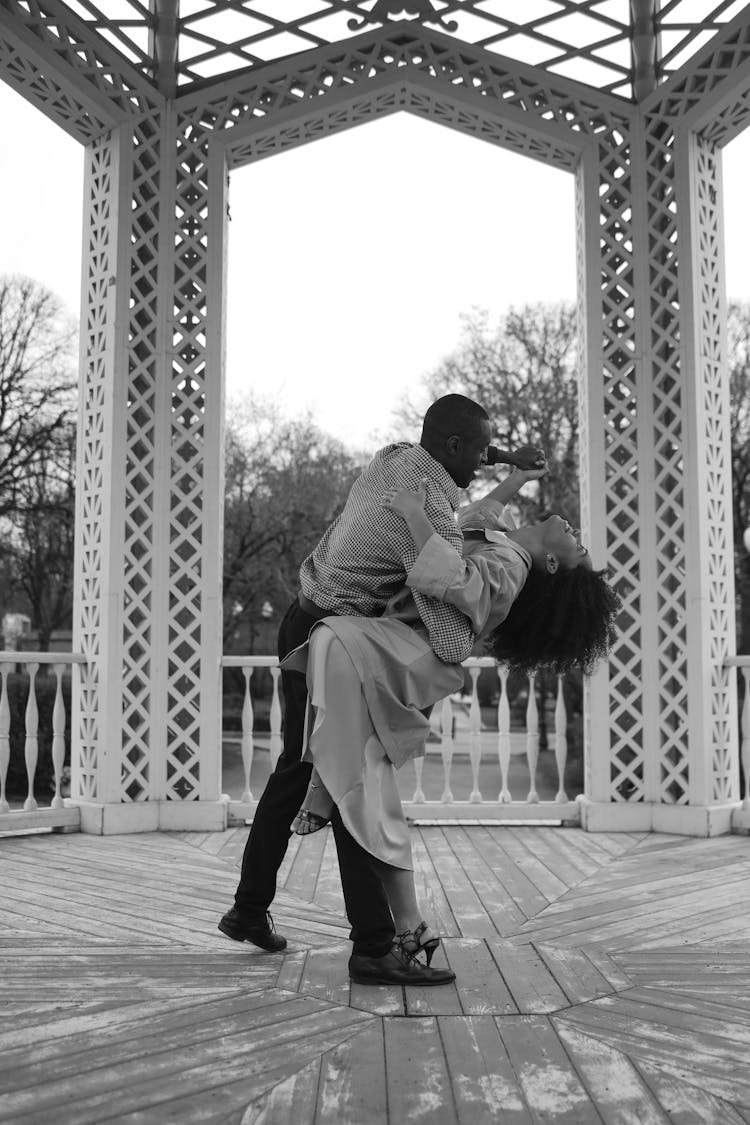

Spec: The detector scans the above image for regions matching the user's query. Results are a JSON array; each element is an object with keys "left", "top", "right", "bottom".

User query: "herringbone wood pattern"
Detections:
[{"left": 2, "top": 826, "right": 750, "bottom": 1123}]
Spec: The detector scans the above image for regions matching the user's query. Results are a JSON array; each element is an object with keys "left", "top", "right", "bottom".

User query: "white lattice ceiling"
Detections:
[{"left": 49, "top": 0, "right": 750, "bottom": 96}]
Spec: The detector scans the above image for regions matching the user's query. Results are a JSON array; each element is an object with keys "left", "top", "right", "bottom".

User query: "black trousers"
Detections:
[{"left": 233, "top": 596, "right": 395, "bottom": 958}]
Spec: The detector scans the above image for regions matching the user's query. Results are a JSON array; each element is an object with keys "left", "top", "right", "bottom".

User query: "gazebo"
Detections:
[{"left": 1, "top": 0, "right": 748, "bottom": 835}]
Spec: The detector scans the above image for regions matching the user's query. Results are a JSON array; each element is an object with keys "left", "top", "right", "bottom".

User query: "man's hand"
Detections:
[
  {"left": 382, "top": 482, "right": 427, "bottom": 520},
  {"left": 508, "top": 445, "right": 547, "bottom": 471}
]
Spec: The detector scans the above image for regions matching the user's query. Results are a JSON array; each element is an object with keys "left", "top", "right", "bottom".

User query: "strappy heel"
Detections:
[
  {"left": 396, "top": 920, "right": 441, "bottom": 967},
  {"left": 291, "top": 808, "right": 330, "bottom": 835}
]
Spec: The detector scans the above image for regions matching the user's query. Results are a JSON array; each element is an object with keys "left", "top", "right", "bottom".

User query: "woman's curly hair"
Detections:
[{"left": 487, "top": 566, "right": 621, "bottom": 676}]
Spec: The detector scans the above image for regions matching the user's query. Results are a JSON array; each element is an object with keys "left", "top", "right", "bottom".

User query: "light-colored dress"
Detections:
[{"left": 288, "top": 497, "right": 532, "bottom": 869}]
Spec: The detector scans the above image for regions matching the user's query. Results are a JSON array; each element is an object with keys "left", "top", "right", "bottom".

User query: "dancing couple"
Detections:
[{"left": 219, "top": 394, "right": 618, "bottom": 986}]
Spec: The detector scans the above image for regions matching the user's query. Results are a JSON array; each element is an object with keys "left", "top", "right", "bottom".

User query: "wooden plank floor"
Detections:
[{"left": 3, "top": 826, "right": 750, "bottom": 1124}]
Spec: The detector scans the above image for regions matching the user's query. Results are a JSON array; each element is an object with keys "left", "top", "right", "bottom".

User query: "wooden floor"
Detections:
[{"left": 3, "top": 825, "right": 750, "bottom": 1125}]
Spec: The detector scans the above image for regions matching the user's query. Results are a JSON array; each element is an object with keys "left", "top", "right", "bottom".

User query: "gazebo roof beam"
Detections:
[
  {"left": 631, "top": 0, "right": 660, "bottom": 102},
  {"left": 150, "top": 0, "right": 178, "bottom": 100}
]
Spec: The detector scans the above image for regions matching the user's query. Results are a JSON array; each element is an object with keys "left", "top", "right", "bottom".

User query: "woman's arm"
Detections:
[
  {"left": 478, "top": 462, "right": 548, "bottom": 506},
  {"left": 383, "top": 486, "right": 521, "bottom": 635}
]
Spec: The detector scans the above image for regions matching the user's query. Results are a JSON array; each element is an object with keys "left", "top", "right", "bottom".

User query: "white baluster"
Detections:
[
  {"left": 468, "top": 666, "right": 482, "bottom": 803},
  {"left": 241, "top": 666, "right": 255, "bottom": 802},
  {"left": 440, "top": 696, "right": 454, "bottom": 803},
  {"left": 50, "top": 664, "right": 66, "bottom": 810},
  {"left": 23, "top": 663, "right": 40, "bottom": 812},
  {"left": 554, "top": 675, "right": 569, "bottom": 802},
  {"left": 412, "top": 754, "right": 426, "bottom": 803},
  {"left": 525, "top": 672, "right": 539, "bottom": 803},
  {"left": 269, "top": 666, "right": 283, "bottom": 769},
  {"left": 0, "top": 666, "right": 9, "bottom": 813},
  {"left": 496, "top": 665, "right": 511, "bottom": 803},
  {"left": 741, "top": 668, "right": 750, "bottom": 810}
]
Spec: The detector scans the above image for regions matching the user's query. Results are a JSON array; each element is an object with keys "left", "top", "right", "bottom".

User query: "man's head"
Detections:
[{"left": 420, "top": 394, "right": 491, "bottom": 488}]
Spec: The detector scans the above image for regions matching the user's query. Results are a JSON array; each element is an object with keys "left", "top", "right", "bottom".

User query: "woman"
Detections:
[{"left": 286, "top": 465, "right": 620, "bottom": 967}]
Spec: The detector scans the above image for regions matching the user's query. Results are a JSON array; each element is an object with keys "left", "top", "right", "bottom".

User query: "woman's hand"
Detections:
[
  {"left": 510, "top": 461, "right": 549, "bottom": 484},
  {"left": 382, "top": 482, "right": 427, "bottom": 520}
]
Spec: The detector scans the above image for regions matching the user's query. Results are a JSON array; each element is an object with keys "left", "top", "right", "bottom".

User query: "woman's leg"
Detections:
[
  {"left": 372, "top": 861, "right": 422, "bottom": 933},
  {"left": 292, "top": 767, "right": 335, "bottom": 834},
  {"left": 373, "top": 858, "right": 440, "bottom": 964}
]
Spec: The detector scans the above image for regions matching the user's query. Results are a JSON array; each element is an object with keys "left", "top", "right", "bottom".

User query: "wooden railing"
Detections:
[
  {"left": 3, "top": 651, "right": 748, "bottom": 834},
  {"left": 221, "top": 655, "right": 583, "bottom": 823},
  {"left": 0, "top": 652, "right": 85, "bottom": 833}
]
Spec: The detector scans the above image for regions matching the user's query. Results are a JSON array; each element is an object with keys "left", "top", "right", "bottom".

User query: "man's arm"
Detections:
[{"left": 489, "top": 444, "right": 546, "bottom": 470}]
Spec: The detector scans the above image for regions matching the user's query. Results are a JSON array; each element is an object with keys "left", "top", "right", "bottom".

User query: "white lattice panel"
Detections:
[
  {"left": 693, "top": 138, "right": 738, "bottom": 802},
  {"left": 167, "top": 112, "right": 212, "bottom": 802},
  {"left": 0, "top": 16, "right": 108, "bottom": 141},
  {"left": 119, "top": 113, "right": 166, "bottom": 804},
  {"left": 1, "top": 0, "right": 158, "bottom": 119},
  {"left": 36, "top": 0, "right": 749, "bottom": 99},
  {"left": 73, "top": 132, "right": 115, "bottom": 804}
]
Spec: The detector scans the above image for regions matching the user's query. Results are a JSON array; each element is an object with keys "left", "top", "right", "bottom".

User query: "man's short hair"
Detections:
[{"left": 421, "top": 394, "right": 489, "bottom": 441}]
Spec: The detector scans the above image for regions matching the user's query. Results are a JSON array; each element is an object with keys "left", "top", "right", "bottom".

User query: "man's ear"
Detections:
[
  {"left": 545, "top": 553, "right": 559, "bottom": 574},
  {"left": 445, "top": 434, "right": 461, "bottom": 456}
]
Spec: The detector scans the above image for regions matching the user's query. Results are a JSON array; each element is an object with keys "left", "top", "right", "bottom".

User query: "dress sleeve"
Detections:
[
  {"left": 458, "top": 496, "right": 516, "bottom": 533},
  {"left": 406, "top": 533, "right": 523, "bottom": 636}
]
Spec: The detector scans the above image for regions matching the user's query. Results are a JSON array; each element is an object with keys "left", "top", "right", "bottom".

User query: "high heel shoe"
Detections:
[
  {"left": 291, "top": 809, "right": 330, "bottom": 835},
  {"left": 395, "top": 920, "right": 441, "bottom": 968}
]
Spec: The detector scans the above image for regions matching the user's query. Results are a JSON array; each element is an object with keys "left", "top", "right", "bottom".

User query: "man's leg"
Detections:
[
  {"left": 219, "top": 599, "right": 313, "bottom": 949},
  {"left": 332, "top": 812, "right": 455, "bottom": 986},
  {"left": 330, "top": 809, "right": 393, "bottom": 958}
]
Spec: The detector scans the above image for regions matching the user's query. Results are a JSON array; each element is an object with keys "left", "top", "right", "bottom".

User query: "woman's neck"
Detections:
[{"left": 505, "top": 525, "right": 543, "bottom": 566}]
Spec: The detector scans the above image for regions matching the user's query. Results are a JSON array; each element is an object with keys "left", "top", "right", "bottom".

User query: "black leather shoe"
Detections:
[
  {"left": 218, "top": 907, "right": 287, "bottom": 951},
  {"left": 349, "top": 944, "right": 455, "bottom": 986}
]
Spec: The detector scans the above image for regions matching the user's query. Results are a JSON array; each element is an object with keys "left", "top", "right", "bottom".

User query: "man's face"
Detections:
[{"left": 448, "top": 419, "right": 492, "bottom": 488}]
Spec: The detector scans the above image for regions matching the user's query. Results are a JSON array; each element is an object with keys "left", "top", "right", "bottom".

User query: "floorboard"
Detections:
[{"left": 3, "top": 824, "right": 750, "bottom": 1122}]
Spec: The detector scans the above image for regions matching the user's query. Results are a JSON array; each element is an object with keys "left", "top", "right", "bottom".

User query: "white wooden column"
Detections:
[
  {"left": 72, "top": 106, "right": 228, "bottom": 832},
  {"left": 575, "top": 118, "right": 661, "bottom": 828},
  {"left": 677, "top": 128, "right": 739, "bottom": 818}
]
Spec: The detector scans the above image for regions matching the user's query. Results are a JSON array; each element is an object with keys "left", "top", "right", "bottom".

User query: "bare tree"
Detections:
[
  {"left": 0, "top": 275, "right": 77, "bottom": 518},
  {"left": 2, "top": 423, "right": 77, "bottom": 650},
  {"left": 222, "top": 396, "right": 361, "bottom": 648},
  {"left": 729, "top": 300, "right": 750, "bottom": 652},
  {"left": 398, "top": 303, "right": 580, "bottom": 523},
  {"left": 405, "top": 299, "right": 750, "bottom": 649}
]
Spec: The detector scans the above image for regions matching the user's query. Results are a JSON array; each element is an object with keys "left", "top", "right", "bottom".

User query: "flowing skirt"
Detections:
[{"left": 305, "top": 623, "right": 413, "bottom": 870}]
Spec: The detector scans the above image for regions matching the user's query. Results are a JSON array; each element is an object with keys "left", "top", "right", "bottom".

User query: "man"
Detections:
[{"left": 219, "top": 394, "right": 543, "bottom": 985}]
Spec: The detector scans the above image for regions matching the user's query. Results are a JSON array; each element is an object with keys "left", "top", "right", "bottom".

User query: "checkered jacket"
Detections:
[{"left": 299, "top": 443, "right": 475, "bottom": 663}]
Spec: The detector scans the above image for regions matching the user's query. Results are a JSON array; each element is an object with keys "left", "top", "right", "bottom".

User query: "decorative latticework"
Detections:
[
  {"left": 641, "top": 107, "right": 691, "bottom": 805},
  {"left": 2, "top": 1, "right": 748, "bottom": 828},
  {"left": 692, "top": 137, "right": 738, "bottom": 803},
  {"left": 166, "top": 108, "right": 211, "bottom": 802},
  {"left": 0, "top": 14, "right": 109, "bottom": 141},
  {"left": 593, "top": 119, "right": 646, "bottom": 805},
  {"left": 119, "top": 111, "right": 165, "bottom": 804},
  {"left": 73, "top": 131, "right": 115, "bottom": 804},
  {"left": 1, "top": 0, "right": 159, "bottom": 123},
  {"left": 635, "top": 17, "right": 750, "bottom": 808},
  {"left": 32, "top": 0, "right": 749, "bottom": 99}
]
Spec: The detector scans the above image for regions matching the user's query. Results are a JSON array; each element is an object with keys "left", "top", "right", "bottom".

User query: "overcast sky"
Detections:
[{"left": 1, "top": 81, "right": 749, "bottom": 449}]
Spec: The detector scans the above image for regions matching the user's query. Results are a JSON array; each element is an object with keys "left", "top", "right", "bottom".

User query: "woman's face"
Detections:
[{"left": 540, "top": 515, "right": 592, "bottom": 570}]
